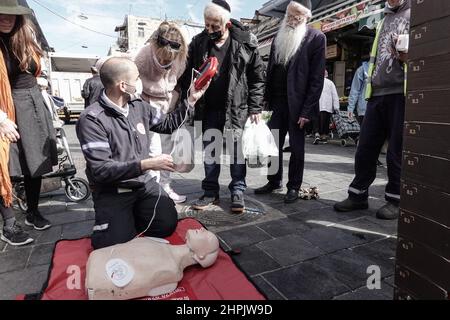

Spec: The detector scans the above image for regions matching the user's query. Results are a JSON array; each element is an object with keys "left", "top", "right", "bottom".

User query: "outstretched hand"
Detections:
[
  {"left": 141, "top": 154, "right": 175, "bottom": 172},
  {"left": 188, "top": 80, "right": 212, "bottom": 107}
]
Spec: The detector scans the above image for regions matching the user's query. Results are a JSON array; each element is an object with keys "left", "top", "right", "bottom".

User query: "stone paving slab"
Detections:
[{"left": 262, "top": 261, "right": 351, "bottom": 300}]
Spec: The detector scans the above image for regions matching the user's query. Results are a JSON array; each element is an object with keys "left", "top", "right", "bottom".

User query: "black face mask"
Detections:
[{"left": 208, "top": 30, "right": 223, "bottom": 42}]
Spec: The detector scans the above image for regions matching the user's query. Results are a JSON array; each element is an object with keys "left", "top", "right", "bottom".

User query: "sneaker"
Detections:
[
  {"left": 254, "top": 183, "right": 283, "bottom": 195},
  {"left": 334, "top": 197, "right": 369, "bottom": 212},
  {"left": 376, "top": 202, "right": 399, "bottom": 220},
  {"left": 231, "top": 193, "right": 245, "bottom": 213},
  {"left": 191, "top": 195, "right": 220, "bottom": 211},
  {"left": 25, "top": 211, "right": 52, "bottom": 231},
  {"left": 313, "top": 137, "right": 320, "bottom": 145},
  {"left": 1, "top": 222, "right": 34, "bottom": 246},
  {"left": 162, "top": 184, "right": 187, "bottom": 204}
]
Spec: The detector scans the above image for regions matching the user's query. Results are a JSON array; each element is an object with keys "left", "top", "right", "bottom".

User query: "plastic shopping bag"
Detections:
[
  {"left": 172, "top": 125, "right": 195, "bottom": 173},
  {"left": 242, "top": 119, "right": 278, "bottom": 168}
]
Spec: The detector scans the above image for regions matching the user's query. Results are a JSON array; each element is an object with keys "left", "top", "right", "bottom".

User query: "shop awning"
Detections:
[
  {"left": 258, "top": 0, "right": 348, "bottom": 18},
  {"left": 309, "top": 0, "right": 384, "bottom": 33}
]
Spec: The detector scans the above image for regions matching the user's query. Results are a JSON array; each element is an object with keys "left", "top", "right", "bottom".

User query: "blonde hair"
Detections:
[{"left": 149, "top": 22, "right": 188, "bottom": 63}]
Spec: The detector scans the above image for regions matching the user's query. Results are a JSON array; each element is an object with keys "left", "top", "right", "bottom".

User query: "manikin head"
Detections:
[
  {"left": 274, "top": 1, "right": 311, "bottom": 66},
  {"left": 203, "top": 0, "right": 232, "bottom": 43},
  {"left": 185, "top": 228, "right": 220, "bottom": 268}
]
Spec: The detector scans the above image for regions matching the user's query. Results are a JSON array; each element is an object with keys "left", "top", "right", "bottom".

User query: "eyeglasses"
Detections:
[
  {"left": 157, "top": 35, "right": 181, "bottom": 51},
  {"left": 287, "top": 14, "right": 304, "bottom": 23}
]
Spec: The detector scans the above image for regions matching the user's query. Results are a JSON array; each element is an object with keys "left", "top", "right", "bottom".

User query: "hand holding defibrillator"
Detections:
[{"left": 187, "top": 57, "right": 219, "bottom": 107}]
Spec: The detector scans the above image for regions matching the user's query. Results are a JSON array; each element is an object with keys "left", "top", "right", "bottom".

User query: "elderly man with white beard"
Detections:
[{"left": 255, "top": 0, "right": 326, "bottom": 204}]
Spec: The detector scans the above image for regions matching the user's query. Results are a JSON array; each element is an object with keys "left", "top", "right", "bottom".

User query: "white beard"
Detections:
[{"left": 274, "top": 19, "right": 308, "bottom": 66}]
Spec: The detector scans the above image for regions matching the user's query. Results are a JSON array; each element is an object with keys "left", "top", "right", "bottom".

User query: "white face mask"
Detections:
[{"left": 127, "top": 78, "right": 143, "bottom": 100}]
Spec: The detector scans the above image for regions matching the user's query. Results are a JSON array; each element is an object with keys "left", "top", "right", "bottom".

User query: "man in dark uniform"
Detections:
[{"left": 76, "top": 57, "right": 208, "bottom": 249}]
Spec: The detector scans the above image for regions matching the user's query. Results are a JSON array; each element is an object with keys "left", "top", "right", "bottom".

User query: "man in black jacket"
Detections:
[
  {"left": 179, "top": 0, "right": 265, "bottom": 213},
  {"left": 82, "top": 66, "right": 104, "bottom": 108},
  {"left": 76, "top": 57, "right": 208, "bottom": 249},
  {"left": 255, "top": 0, "right": 326, "bottom": 203}
]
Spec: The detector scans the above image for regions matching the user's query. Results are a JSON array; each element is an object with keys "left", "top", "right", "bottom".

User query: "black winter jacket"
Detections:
[{"left": 179, "top": 19, "right": 265, "bottom": 130}]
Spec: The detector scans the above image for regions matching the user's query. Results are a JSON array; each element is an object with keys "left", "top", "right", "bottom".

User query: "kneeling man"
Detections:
[{"left": 77, "top": 57, "right": 208, "bottom": 249}]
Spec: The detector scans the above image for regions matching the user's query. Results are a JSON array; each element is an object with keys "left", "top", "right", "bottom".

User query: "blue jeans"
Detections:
[{"left": 201, "top": 111, "right": 247, "bottom": 196}]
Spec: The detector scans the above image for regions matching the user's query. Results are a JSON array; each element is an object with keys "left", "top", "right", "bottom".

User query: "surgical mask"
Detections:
[
  {"left": 123, "top": 79, "right": 143, "bottom": 99},
  {"left": 208, "top": 30, "right": 223, "bottom": 42}
]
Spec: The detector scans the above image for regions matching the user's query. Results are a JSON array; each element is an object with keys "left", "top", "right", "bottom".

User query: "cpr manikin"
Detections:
[{"left": 85, "top": 228, "right": 220, "bottom": 300}]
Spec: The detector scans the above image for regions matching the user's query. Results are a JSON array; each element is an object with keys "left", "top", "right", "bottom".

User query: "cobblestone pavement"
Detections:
[{"left": 0, "top": 124, "right": 396, "bottom": 300}]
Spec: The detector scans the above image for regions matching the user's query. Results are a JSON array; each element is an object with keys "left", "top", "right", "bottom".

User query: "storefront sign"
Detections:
[
  {"left": 311, "top": 0, "right": 382, "bottom": 33},
  {"left": 326, "top": 44, "right": 340, "bottom": 59}
]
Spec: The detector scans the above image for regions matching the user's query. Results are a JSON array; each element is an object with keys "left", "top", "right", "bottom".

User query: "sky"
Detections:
[{"left": 27, "top": 0, "right": 269, "bottom": 56}]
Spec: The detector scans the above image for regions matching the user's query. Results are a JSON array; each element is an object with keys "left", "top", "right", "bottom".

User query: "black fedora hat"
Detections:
[{"left": 0, "top": 0, "right": 33, "bottom": 16}]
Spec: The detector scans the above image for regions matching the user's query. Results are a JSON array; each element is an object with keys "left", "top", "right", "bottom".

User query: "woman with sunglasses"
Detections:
[{"left": 134, "top": 22, "right": 189, "bottom": 204}]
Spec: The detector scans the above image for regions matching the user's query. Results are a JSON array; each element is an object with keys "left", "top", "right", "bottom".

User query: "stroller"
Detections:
[
  {"left": 12, "top": 96, "right": 91, "bottom": 212},
  {"left": 331, "top": 111, "right": 361, "bottom": 147}
]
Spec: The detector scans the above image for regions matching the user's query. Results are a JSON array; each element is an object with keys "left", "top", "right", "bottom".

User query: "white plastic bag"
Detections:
[
  {"left": 242, "top": 119, "right": 278, "bottom": 168},
  {"left": 171, "top": 125, "right": 195, "bottom": 173}
]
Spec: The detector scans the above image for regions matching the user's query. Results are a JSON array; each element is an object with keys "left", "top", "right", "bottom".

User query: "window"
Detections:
[{"left": 138, "top": 27, "right": 145, "bottom": 38}]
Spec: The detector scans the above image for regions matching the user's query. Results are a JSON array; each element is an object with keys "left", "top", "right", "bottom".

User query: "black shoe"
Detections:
[
  {"left": 283, "top": 146, "right": 292, "bottom": 152},
  {"left": 1, "top": 222, "right": 34, "bottom": 246},
  {"left": 231, "top": 193, "right": 245, "bottom": 213},
  {"left": 377, "top": 160, "right": 384, "bottom": 167},
  {"left": 191, "top": 195, "right": 219, "bottom": 211},
  {"left": 376, "top": 202, "right": 399, "bottom": 220},
  {"left": 313, "top": 137, "right": 320, "bottom": 145},
  {"left": 284, "top": 189, "right": 299, "bottom": 204},
  {"left": 254, "top": 183, "right": 283, "bottom": 195},
  {"left": 25, "top": 211, "right": 52, "bottom": 231},
  {"left": 334, "top": 197, "right": 369, "bottom": 212}
]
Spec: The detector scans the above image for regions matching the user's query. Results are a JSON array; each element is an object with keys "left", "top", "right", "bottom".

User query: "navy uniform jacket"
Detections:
[{"left": 76, "top": 92, "right": 192, "bottom": 191}]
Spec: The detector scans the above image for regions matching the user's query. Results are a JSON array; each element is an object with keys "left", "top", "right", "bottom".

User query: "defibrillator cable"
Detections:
[{"left": 136, "top": 68, "right": 198, "bottom": 239}]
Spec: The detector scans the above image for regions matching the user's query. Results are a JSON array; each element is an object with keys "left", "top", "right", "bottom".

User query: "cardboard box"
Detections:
[
  {"left": 401, "top": 180, "right": 450, "bottom": 228},
  {"left": 403, "top": 122, "right": 450, "bottom": 160},
  {"left": 402, "top": 151, "right": 450, "bottom": 193},
  {"left": 409, "top": 16, "right": 450, "bottom": 60},
  {"left": 396, "top": 236, "right": 450, "bottom": 290},
  {"left": 406, "top": 89, "right": 450, "bottom": 123},
  {"left": 395, "top": 264, "right": 448, "bottom": 300},
  {"left": 408, "top": 54, "right": 450, "bottom": 91},
  {"left": 411, "top": 0, "right": 450, "bottom": 26},
  {"left": 398, "top": 210, "right": 450, "bottom": 260}
]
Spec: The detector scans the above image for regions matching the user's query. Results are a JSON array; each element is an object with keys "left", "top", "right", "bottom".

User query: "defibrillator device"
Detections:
[{"left": 194, "top": 57, "right": 219, "bottom": 90}]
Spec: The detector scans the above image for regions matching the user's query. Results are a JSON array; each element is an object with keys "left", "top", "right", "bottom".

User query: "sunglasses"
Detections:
[{"left": 157, "top": 35, "right": 181, "bottom": 51}]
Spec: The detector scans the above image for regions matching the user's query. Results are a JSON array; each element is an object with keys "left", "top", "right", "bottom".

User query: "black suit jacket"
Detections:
[{"left": 265, "top": 27, "right": 327, "bottom": 122}]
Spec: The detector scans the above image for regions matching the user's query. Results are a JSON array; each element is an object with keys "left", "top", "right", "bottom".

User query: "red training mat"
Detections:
[{"left": 36, "top": 219, "right": 265, "bottom": 300}]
